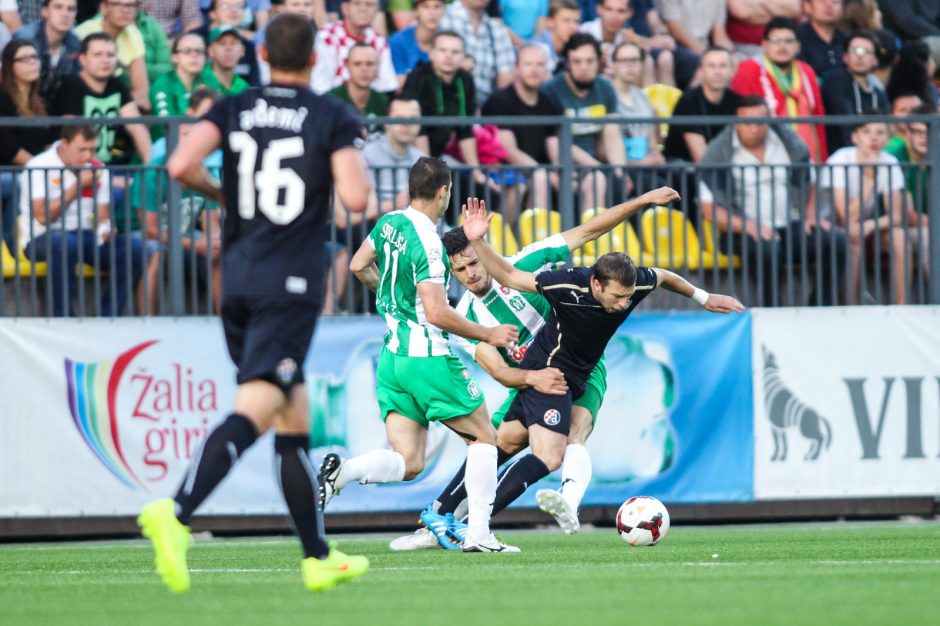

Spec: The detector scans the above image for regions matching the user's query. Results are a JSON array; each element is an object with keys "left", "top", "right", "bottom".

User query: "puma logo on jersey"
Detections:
[{"left": 569, "top": 291, "right": 584, "bottom": 303}]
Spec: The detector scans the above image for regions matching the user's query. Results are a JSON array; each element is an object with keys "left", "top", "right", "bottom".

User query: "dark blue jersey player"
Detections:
[
  {"left": 461, "top": 198, "right": 745, "bottom": 532},
  {"left": 138, "top": 14, "right": 373, "bottom": 594}
]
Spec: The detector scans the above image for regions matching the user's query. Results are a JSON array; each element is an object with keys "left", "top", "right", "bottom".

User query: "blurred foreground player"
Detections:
[{"left": 137, "top": 13, "right": 373, "bottom": 593}]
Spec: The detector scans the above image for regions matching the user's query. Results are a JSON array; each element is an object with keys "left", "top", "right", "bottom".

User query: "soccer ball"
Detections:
[{"left": 616, "top": 496, "right": 670, "bottom": 546}]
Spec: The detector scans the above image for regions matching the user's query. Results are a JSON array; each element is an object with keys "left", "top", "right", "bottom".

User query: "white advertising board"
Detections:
[{"left": 752, "top": 307, "right": 940, "bottom": 499}]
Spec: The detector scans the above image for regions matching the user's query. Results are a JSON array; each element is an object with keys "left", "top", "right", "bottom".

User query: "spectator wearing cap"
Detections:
[
  {"left": 820, "top": 30, "right": 888, "bottom": 151},
  {"left": 439, "top": 0, "right": 515, "bottom": 106},
  {"left": 200, "top": 23, "right": 248, "bottom": 94},
  {"left": 310, "top": 0, "right": 397, "bottom": 94},
  {"left": 75, "top": 0, "right": 152, "bottom": 111},
  {"left": 388, "top": 0, "right": 443, "bottom": 88},
  {"left": 196, "top": 0, "right": 260, "bottom": 85},
  {"left": 12, "top": 0, "right": 82, "bottom": 101}
]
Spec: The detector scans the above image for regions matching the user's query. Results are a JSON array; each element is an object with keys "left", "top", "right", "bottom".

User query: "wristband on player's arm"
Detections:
[{"left": 690, "top": 287, "right": 709, "bottom": 306}]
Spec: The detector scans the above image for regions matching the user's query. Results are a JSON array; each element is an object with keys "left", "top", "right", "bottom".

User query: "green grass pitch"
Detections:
[{"left": 3, "top": 522, "right": 940, "bottom": 625}]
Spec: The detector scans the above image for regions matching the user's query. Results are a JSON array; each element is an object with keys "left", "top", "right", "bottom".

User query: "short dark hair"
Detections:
[
  {"left": 763, "top": 16, "right": 798, "bottom": 40},
  {"left": 80, "top": 32, "right": 115, "bottom": 55},
  {"left": 189, "top": 87, "right": 221, "bottom": 112},
  {"left": 387, "top": 93, "right": 420, "bottom": 111},
  {"left": 62, "top": 124, "right": 98, "bottom": 142},
  {"left": 852, "top": 108, "right": 887, "bottom": 131},
  {"left": 432, "top": 30, "right": 464, "bottom": 49},
  {"left": 171, "top": 31, "right": 205, "bottom": 54},
  {"left": 562, "top": 32, "right": 601, "bottom": 61},
  {"left": 612, "top": 41, "right": 644, "bottom": 63},
  {"left": 592, "top": 253, "right": 637, "bottom": 288},
  {"left": 441, "top": 226, "right": 470, "bottom": 257},
  {"left": 846, "top": 30, "right": 878, "bottom": 53},
  {"left": 700, "top": 46, "right": 733, "bottom": 64},
  {"left": 737, "top": 94, "right": 769, "bottom": 111},
  {"left": 408, "top": 157, "right": 451, "bottom": 201},
  {"left": 265, "top": 14, "right": 315, "bottom": 71}
]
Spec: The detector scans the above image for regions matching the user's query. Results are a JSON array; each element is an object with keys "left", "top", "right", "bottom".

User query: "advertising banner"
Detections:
[
  {"left": 0, "top": 312, "right": 753, "bottom": 518},
  {"left": 752, "top": 307, "right": 940, "bottom": 499}
]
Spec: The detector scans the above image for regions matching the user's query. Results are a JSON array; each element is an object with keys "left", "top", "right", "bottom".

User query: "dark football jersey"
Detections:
[
  {"left": 520, "top": 266, "right": 658, "bottom": 396},
  {"left": 202, "top": 82, "right": 362, "bottom": 302}
]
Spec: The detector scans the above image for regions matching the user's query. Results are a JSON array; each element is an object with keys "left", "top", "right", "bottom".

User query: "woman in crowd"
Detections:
[
  {"left": 0, "top": 40, "right": 50, "bottom": 252},
  {"left": 149, "top": 32, "right": 208, "bottom": 139}
]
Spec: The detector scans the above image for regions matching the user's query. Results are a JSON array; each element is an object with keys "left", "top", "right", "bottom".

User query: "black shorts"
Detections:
[
  {"left": 221, "top": 295, "right": 321, "bottom": 396},
  {"left": 502, "top": 387, "right": 573, "bottom": 435}
]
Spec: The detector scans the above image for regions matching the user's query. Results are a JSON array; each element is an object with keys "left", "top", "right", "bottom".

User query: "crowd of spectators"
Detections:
[{"left": 0, "top": 0, "right": 938, "bottom": 313}]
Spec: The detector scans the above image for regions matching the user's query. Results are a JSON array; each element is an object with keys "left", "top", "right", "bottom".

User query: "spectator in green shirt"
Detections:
[
  {"left": 200, "top": 24, "right": 248, "bottom": 95},
  {"left": 326, "top": 42, "right": 388, "bottom": 131},
  {"left": 884, "top": 102, "right": 933, "bottom": 278},
  {"left": 150, "top": 32, "right": 207, "bottom": 139}
]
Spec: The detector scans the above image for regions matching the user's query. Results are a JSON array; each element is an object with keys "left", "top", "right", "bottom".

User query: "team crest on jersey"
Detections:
[
  {"left": 276, "top": 358, "right": 298, "bottom": 385},
  {"left": 509, "top": 295, "right": 526, "bottom": 312},
  {"left": 460, "top": 369, "right": 470, "bottom": 380},
  {"left": 499, "top": 286, "right": 511, "bottom": 295},
  {"left": 543, "top": 409, "right": 561, "bottom": 426},
  {"left": 467, "top": 380, "right": 481, "bottom": 399},
  {"left": 428, "top": 248, "right": 442, "bottom": 263}
]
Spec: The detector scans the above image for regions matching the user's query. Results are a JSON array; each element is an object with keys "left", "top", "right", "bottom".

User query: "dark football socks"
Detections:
[
  {"left": 174, "top": 413, "right": 258, "bottom": 525},
  {"left": 275, "top": 434, "right": 330, "bottom": 560},
  {"left": 491, "top": 454, "right": 551, "bottom": 516}
]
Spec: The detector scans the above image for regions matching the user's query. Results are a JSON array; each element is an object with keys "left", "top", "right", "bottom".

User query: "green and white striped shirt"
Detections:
[
  {"left": 368, "top": 207, "right": 452, "bottom": 357},
  {"left": 454, "top": 234, "right": 570, "bottom": 366}
]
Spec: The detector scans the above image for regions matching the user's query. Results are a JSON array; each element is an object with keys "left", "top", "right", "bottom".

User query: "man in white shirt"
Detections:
[
  {"left": 822, "top": 117, "right": 913, "bottom": 304},
  {"left": 20, "top": 125, "right": 144, "bottom": 317},
  {"left": 310, "top": 0, "right": 397, "bottom": 94},
  {"left": 699, "top": 95, "right": 847, "bottom": 306}
]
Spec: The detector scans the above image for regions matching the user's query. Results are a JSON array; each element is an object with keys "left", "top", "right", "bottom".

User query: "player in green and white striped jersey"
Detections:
[
  {"left": 390, "top": 186, "right": 682, "bottom": 551},
  {"left": 319, "top": 157, "right": 543, "bottom": 553}
]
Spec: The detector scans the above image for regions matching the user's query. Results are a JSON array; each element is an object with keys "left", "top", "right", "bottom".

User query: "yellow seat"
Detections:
[
  {"left": 517, "top": 207, "right": 562, "bottom": 248},
  {"left": 643, "top": 84, "right": 683, "bottom": 139},
  {"left": 571, "top": 208, "right": 651, "bottom": 267},
  {"left": 459, "top": 210, "right": 519, "bottom": 256},
  {"left": 2, "top": 239, "right": 47, "bottom": 278},
  {"left": 640, "top": 206, "right": 701, "bottom": 270},
  {"left": 699, "top": 219, "right": 741, "bottom": 270}
]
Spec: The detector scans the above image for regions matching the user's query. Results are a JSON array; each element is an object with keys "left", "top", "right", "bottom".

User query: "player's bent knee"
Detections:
[{"left": 403, "top": 457, "right": 425, "bottom": 480}]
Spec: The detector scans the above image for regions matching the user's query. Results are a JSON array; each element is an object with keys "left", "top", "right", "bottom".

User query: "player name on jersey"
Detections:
[
  {"left": 238, "top": 97, "right": 309, "bottom": 132},
  {"left": 380, "top": 221, "right": 408, "bottom": 253}
]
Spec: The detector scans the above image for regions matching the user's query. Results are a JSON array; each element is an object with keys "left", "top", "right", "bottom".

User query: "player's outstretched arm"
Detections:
[
  {"left": 561, "top": 186, "right": 681, "bottom": 252},
  {"left": 349, "top": 240, "right": 380, "bottom": 292},
  {"left": 652, "top": 268, "right": 745, "bottom": 314},
  {"left": 462, "top": 198, "right": 538, "bottom": 294},
  {"left": 331, "top": 147, "right": 372, "bottom": 214},
  {"left": 474, "top": 343, "right": 568, "bottom": 395},
  {"left": 167, "top": 121, "right": 225, "bottom": 206},
  {"left": 416, "top": 281, "right": 519, "bottom": 348}
]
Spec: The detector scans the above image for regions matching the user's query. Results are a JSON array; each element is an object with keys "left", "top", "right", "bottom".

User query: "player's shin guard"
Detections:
[
  {"left": 559, "top": 444, "right": 592, "bottom": 512},
  {"left": 492, "top": 454, "right": 550, "bottom": 516},
  {"left": 275, "top": 434, "right": 329, "bottom": 560},
  {"left": 435, "top": 447, "right": 514, "bottom": 515},
  {"left": 174, "top": 413, "right": 258, "bottom": 524},
  {"left": 464, "top": 443, "right": 498, "bottom": 540},
  {"left": 336, "top": 449, "right": 406, "bottom": 490}
]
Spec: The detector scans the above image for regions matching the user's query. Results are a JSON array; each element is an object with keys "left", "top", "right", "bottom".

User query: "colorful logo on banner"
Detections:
[
  {"left": 64, "top": 341, "right": 219, "bottom": 491},
  {"left": 65, "top": 341, "right": 158, "bottom": 490}
]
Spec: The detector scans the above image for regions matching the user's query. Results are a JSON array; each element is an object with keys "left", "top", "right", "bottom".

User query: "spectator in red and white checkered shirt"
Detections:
[{"left": 310, "top": 0, "right": 396, "bottom": 94}]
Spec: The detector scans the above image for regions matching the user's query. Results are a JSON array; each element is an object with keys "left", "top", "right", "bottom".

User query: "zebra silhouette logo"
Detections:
[{"left": 762, "top": 346, "right": 832, "bottom": 461}]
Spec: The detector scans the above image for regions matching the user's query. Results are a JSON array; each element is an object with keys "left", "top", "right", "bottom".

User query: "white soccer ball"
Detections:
[{"left": 616, "top": 496, "right": 670, "bottom": 546}]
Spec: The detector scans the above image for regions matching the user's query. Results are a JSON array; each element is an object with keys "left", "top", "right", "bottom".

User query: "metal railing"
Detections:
[{"left": 2, "top": 113, "right": 939, "bottom": 317}]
